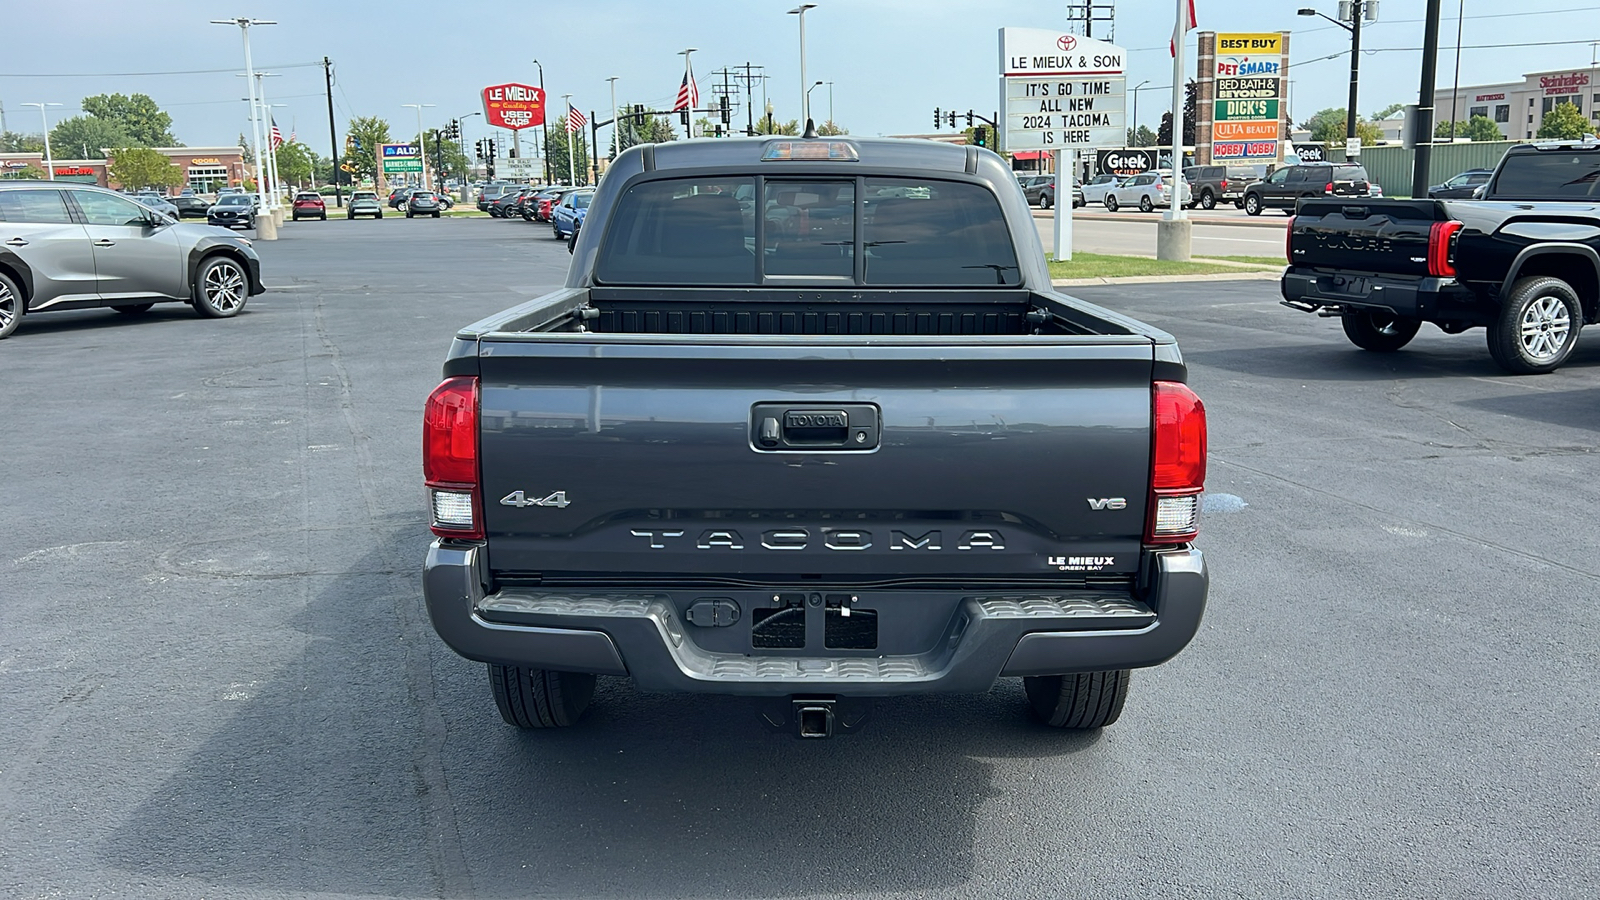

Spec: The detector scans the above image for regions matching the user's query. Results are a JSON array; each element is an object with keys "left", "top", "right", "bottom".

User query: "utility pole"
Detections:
[
  {"left": 323, "top": 57, "right": 342, "bottom": 207},
  {"left": 733, "top": 62, "right": 765, "bottom": 135},
  {"left": 1347, "top": 2, "right": 1364, "bottom": 146},
  {"left": 1412, "top": 0, "right": 1444, "bottom": 197}
]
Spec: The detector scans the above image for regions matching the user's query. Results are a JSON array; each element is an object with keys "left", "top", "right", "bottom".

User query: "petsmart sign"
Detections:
[{"left": 998, "top": 28, "right": 1126, "bottom": 151}]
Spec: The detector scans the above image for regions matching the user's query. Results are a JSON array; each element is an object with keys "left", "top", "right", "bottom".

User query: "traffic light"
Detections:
[
  {"left": 680, "top": 108, "right": 690, "bottom": 127},
  {"left": 947, "top": 111, "right": 957, "bottom": 128},
  {"left": 973, "top": 126, "right": 987, "bottom": 148},
  {"left": 449, "top": 120, "right": 461, "bottom": 141},
  {"left": 966, "top": 110, "right": 974, "bottom": 127},
  {"left": 633, "top": 104, "right": 645, "bottom": 124},
  {"left": 487, "top": 138, "right": 497, "bottom": 158},
  {"left": 720, "top": 95, "right": 730, "bottom": 125},
  {"left": 474, "top": 139, "right": 484, "bottom": 159},
  {"left": 933, "top": 106, "right": 941, "bottom": 129}
]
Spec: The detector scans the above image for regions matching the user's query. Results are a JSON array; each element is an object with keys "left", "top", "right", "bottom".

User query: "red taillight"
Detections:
[
  {"left": 1285, "top": 215, "right": 1296, "bottom": 264},
  {"left": 1220, "top": 178, "right": 1228, "bottom": 191},
  {"left": 1147, "top": 382, "right": 1207, "bottom": 544},
  {"left": 1428, "top": 220, "right": 1463, "bottom": 277},
  {"left": 1324, "top": 182, "right": 1335, "bottom": 194},
  {"left": 423, "top": 376, "right": 482, "bottom": 539}
]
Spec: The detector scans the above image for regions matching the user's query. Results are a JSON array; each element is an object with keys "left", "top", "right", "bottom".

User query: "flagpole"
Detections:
[
  {"left": 1157, "top": 0, "right": 1194, "bottom": 261},
  {"left": 563, "top": 94, "right": 575, "bottom": 186}
]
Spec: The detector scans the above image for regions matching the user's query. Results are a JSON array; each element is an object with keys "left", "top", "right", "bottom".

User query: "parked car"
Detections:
[
  {"left": 534, "top": 186, "right": 578, "bottom": 222},
  {"left": 550, "top": 189, "right": 593, "bottom": 240},
  {"left": 1080, "top": 173, "right": 1122, "bottom": 206},
  {"left": 1071, "top": 180, "right": 1085, "bottom": 208},
  {"left": 0, "top": 181, "right": 265, "bottom": 340},
  {"left": 1242, "top": 162, "right": 1369, "bottom": 215},
  {"left": 346, "top": 190, "right": 383, "bottom": 219},
  {"left": 490, "top": 187, "right": 535, "bottom": 220},
  {"left": 1283, "top": 140, "right": 1600, "bottom": 374},
  {"left": 477, "top": 182, "right": 513, "bottom": 212},
  {"left": 206, "top": 193, "right": 258, "bottom": 230},
  {"left": 131, "top": 193, "right": 180, "bottom": 219},
  {"left": 1427, "top": 168, "right": 1492, "bottom": 199},
  {"left": 171, "top": 196, "right": 211, "bottom": 218},
  {"left": 388, "top": 186, "right": 417, "bottom": 210},
  {"left": 405, "top": 190, "right": 443, "bottom": 218},
  {"left": 1184, "top": 165, "right": 1260, "bottom": 210},
  {"left": 1018, "top": 174, "right": 1053, "bottom": 207},
  {"left": 291, "top": 191, "right": 327, "bottom": 221},
  {"left": 1104, "top": 172, "right": 1192, "bottom": 212},
  {"left": 419, "top": 136, "right": 1210, "bottom": 736}
]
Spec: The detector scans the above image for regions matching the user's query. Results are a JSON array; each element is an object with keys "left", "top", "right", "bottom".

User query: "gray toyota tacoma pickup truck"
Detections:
[{"left": 422, "top": 136, "right": 1209, "bottom": 737}]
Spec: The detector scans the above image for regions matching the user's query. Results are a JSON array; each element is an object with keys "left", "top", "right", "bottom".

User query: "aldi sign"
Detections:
[
  {"left": 380, "top": 143, "right": 422, "bottom": 174},
  {"left": 482, "top": 83, "right": 546, "bottom": 130}
]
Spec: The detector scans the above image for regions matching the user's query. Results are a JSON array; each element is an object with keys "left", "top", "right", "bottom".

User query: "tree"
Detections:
[
  {"left": 1436, "top": 114, "right": 1502, "bottom": 142},
  {"left": 817, "top": 120, "right": 849, "bottom": 136},
  {"left": 614, "top": 106, "right": 678, "bottom": 153},
  {"left": 1371, "top": 102, "right": 1406, "bottom": 121},
  {"left": 756, "top": 117, "right": 801, "bottom": 136},
  {"left": 1126, "top": 124, "right": 1157, "bottom": 147},
  {"left": 50, "top": 116, "right": 131, "bottom": 158},
  {"left": 1537, "top": 102, "right": 1590, "bottom": 139},
  {"left": 108, "top": 146, "right": 183, "bottom": 190},
  {"left": 340, "top": 116, "right": 392, "bottom": 184},
  {"left": 1303, "top": 107, "right": 1382, "bottom": 145},
  {"left": 1156, "top": 80, "right": 1198, "bottom": 146},
  {"left": 0, "top": 131, "right": 45, "bottom": 153},
  {"left": 542, "top": 127, "right": 589, "bottom": 185},
  {"left": 81, "top": 93, "right": 177, "bottom": 146},
  {"left": 274, "top": 142, "right": 312, "bottom": 187},
  {"left": 1356, "top": 119, "right": 1383, "bottom": 147}
]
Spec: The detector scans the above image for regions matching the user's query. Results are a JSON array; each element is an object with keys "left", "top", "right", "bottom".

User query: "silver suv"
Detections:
[{"left": 0, "top": 181, "right": 264, "bottom": 340}]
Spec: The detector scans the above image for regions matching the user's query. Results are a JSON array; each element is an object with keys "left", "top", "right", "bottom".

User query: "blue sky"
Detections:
[{"left": 2, "top": 0, "right": 1596, "bottom": 151}]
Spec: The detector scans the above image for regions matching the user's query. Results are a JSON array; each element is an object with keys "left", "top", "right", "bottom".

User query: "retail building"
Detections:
[{"left": 1435, "top": 66, "right": 1600, "bottom": 140}]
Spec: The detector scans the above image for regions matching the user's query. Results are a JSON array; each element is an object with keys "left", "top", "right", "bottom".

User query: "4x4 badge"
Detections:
[{"left": 500, "top": 490, "right": 571, "bottom": 509}]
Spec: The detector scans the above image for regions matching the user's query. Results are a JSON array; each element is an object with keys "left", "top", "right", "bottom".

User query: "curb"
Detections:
[
  {"left": 1032, "top": 209, "right": 1289, "bottom": 229},
  {"left": 1051, "top": 270, "right": 1282, "bottom": 287}
]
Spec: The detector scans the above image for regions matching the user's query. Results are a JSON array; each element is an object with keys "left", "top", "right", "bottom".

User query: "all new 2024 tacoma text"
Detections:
[{"left": 421, "top": 136, "right": 1209, "bottom": 736}]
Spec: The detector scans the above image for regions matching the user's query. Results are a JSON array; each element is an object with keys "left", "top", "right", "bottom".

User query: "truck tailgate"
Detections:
[
  {"left": 1289, "top": 199, "right": 1445, "bottom": 276},
  {"left": 475, "top": 335, "right": 1156, "bottom": 580}
]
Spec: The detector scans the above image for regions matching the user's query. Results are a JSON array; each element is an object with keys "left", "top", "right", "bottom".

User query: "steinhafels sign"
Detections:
[{"left": 1541, "top": 73, "right": 1590, "bottom": 96}]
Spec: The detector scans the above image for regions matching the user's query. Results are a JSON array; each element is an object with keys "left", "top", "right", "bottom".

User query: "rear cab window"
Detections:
[
  {"left": 0, "top": 189, "right": 74, "bottom": 224},
  {"left": 593, "top": 174, "right": 1019, "bottom": 287},
  {"left": 1492, "top": 150, "right": 1600, "bottom": 199}
]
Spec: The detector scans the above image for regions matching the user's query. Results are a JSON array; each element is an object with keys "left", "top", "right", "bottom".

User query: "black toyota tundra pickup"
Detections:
[
  {"left": 1281, "top": 140, "right": 1600, "bottom": 374},
  {"left": 422, "top": 136, "right": 1209, "bottom": 737}
]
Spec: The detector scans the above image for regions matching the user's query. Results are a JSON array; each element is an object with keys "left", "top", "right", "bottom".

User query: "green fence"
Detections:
[{"left": 1311, "top": 141, "right": 1517, "bottom": 197}]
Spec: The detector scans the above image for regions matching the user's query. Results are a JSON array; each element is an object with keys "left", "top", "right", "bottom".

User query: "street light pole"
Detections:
[
  {"left": 253, "top": 74, "right": 284, "bottom": 205},
  {"left": 211, "top": 17, "right": 276, "bottom": 213},
  {"left": 788, "top": 4, "right": 818, "bottom": 126},
  {"left": 806, "top": 80, "right": 823, "bottom": 122},
  {"left": 1298, "top": 5, "right": 1366, "bottom": 150},
  {"left": 403, "top": 103, "right": 435, "bottom": 189},
  {"left": 1131, "top": 80, "right": 1150, "bottom": 146},
  {"left": 22, "top": 102, "right": 61, "bottom": 179},
  {"left": 1449, "top": 0, "right": 1466, "bottom": 138},
  {"left": 607, "top": 76, "right": 620, "bottom": 163},
  {"left": 826, "top": 81, "right": 833, "bottom": 126},
  {"left": 532, "top": 59, "right": 549, "bottom": 184}
]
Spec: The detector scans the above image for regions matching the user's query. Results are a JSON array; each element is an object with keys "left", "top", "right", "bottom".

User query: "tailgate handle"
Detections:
[
  {"left": 751, "top": 403, "right": 880, "bottom": 451},
  {"left": 1341, "top": 206, "right": 1369, "bottom": 219}
]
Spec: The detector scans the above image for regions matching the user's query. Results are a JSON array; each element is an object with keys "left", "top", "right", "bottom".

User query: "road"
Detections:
[
  {"left": 1033, "top": 206, "right": 1289, "bottom": 258},
  {"left": 2, "top": 218, "right": 1596, "bottom": 899}
]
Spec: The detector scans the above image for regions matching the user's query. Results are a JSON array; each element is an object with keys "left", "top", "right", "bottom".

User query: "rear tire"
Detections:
[
  {"left": 433, "top": 211, "right": 440, "bottom": 218},
  {"left": 1040, "top": 193, "right": 1052, "bottom": 210},
  {"left": 1104, "top": 195, "right": 1119, "bottom": 212},
  {"left": 0, "top": 272, "right": 23, "bottom": 340},
  {"left": 1025, "top": 670, "right": 1130, "bottom": 729},
  {"left": 1487, "top": 276, "right": 1583, "bottom": 374},
  {"left": 1341, "top": 310, "right": 1422, "bottom": 352},
  {"left": 1199, "top": 190, "right": 1216, "bottom": 210},
  {"left": 488, "top": 664, "right": 596, "bottom": 728},
  {"left": 1244, "top": 194, "right": 1262, "bottom": 216},
  {"left": 1139, "top": 195, "right": 1154, "bottom": 213},
  {"left": 111, "top": 303, "right": 155, "bottom": 314}
]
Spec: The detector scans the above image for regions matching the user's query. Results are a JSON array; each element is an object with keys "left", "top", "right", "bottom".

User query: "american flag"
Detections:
[
  {"left": 269, "top": 119, "right": 284, "bottom": 149},
  {"left": 566, "top": 105, "right": 587, "bottom": 133},
  {"left": 1170, "top": 0, "right": 1197, "bottom": 57},
  {"left": 672, "top": 65, "right": 699, "bottom": 113}
]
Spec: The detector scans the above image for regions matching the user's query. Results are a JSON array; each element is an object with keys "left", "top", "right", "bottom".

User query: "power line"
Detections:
[
  {"left": 1126, "top": 5, "right": 1600, "bottom": 53},
  {"left": 0, "top": 61, "right": 324, "bottom": 78}
]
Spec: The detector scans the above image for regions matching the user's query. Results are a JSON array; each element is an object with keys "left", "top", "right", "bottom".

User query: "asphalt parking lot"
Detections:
[{"left": 3, "top": 217, "right": 1597, "bottom": 899}]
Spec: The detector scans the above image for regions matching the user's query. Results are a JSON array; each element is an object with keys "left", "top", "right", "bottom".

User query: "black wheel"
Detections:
[
  {"left": 1025, "top": 670, "right": 1130, "bottom": 729},
  {"left": 1138, "top": 195, "right": 1154, "bottom": 213},
  {"left": 376, "top": 212, "right": 383, "bottom": 219},
  {"left": 192, "top": 255, "right": 249, "bottom": 319},
  {"left": 1244, "top": 193, "right": 1262, "bottom": 216},
  {"left": 320, "top": 213, "right": 327, "bottom": 220},
  {"left": 568, "top": 230, "right": 578, "bottom": 253},
  {"left": 1104, "top": 195, "right": 1119, "bottom": 212},
  {"left": 488, "top": 664, "right": 596, "bottom": 728},
  {"left": 0, "top": 271, "right": 23, "bottom": 340},
  {"left": 1341, "top": 310, "right": 1422, "bottom": 352},
  {"left": 347, "top": 213, "right": 355, "bottom": 220},
  {"left": 406, "top": 210, "right": 414, "bottom": 218},
  {"left": 522, "top": 210, "right": 535, "bottom": 221},
  {"left": 111, "top": 303, "right": 155, "bottom": 314},
  {"left": 1199, "top": 190, "right": 1216, "bottom": 210},
  {"left": 1487, "top": 276, "right": 1584, "bottom": 374},
  {"left": 553, "top": 226, "right": 564, "bottom": 240},
  {"left": 433, "top": 211, "right": 440, "bottom": 218},
  {"left": 1040, "top": 193, "right": 1052, "bottom": 209}
]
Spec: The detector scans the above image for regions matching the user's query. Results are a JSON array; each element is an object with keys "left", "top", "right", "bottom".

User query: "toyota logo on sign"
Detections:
[{"left": 1057, "top": 35, "right": 1077, "bottom": 52}]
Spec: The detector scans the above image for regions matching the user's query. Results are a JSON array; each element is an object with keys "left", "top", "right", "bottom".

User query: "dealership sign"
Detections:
[
  {"left": 999, "top": 28, "right": 1127, "bottom": 151},
  {"left": 482, "top": 83, "right": 546, "bottom": 130},
  {"left": 1212, "top": 32, "right": 1283, "bottom": 161}
]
